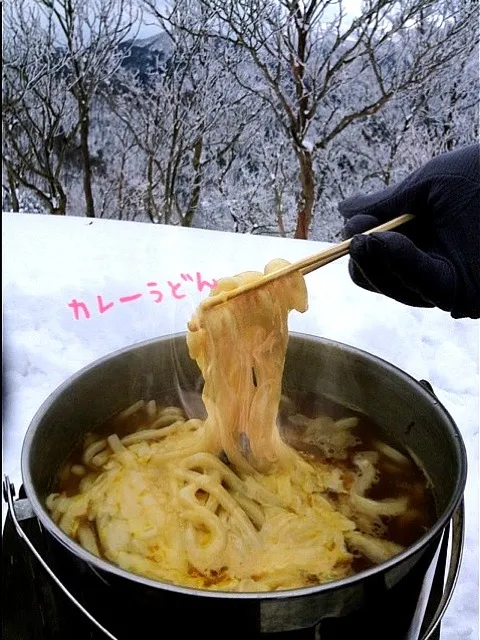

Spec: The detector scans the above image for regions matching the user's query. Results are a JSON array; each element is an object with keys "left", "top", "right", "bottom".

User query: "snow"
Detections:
[
  {"left": 302, "top": 138, "right": 314, "bottom": 152},
  {"left": 2, "top": 212, "right": 478, "bottom": 638}
]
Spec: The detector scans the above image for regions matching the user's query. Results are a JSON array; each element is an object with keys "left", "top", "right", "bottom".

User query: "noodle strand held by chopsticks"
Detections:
[{"left": 187, "top": 259, "right": 308, "bottom": 474}]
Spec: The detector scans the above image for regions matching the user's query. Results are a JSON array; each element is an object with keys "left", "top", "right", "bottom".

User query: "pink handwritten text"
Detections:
[{"left": 67, "top": 272, "right": 218, "bottom": 320}]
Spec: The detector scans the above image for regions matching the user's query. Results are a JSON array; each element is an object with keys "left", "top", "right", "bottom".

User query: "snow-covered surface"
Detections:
[{"left": 2, "top": 212, "right": 478, "bottom": 638}]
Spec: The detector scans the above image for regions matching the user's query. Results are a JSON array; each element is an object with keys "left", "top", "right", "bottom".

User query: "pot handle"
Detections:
[
  {"left": 419, "top": 500, "right": 465, "bottom": 640},
  {"left": 3, "top": 476, "right": 119, "bottom": 640},
  {"left": 418, "top": 379, "right": 436, "bottom": 396}
]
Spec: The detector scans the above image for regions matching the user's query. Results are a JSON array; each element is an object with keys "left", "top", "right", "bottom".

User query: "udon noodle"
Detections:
[{"left": 46, "top": 260, "right": 431, "bottom": 591}]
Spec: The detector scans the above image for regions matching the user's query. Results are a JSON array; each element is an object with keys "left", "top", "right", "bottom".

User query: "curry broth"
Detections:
[
  {"left": 54, "top": 390, "right": 436, "bottom": 577},
  {"left": 278, "top": 391, "right": 437, "bottom": 557}
]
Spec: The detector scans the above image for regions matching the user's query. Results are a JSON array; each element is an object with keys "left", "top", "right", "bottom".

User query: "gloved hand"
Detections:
[{"left": 338, "top": 143, "right": 480, "bottom": 319}]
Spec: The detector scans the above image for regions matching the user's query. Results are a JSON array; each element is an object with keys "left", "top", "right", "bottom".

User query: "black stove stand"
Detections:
[{"left": 3, "top": 488, "right": 444, "bottom": 640}]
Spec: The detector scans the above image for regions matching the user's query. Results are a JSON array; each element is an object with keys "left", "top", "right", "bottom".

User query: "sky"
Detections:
[
  {"left": 2, "top": 212, "right": 478, "bottom": 639},
  {"left": 135, "top": 0, "right": 365, "bottom": 39},
  {"left": 15, "top": 0, "right": 365, "bottom": 43}
]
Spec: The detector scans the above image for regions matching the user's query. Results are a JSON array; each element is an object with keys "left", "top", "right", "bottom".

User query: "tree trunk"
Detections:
[
  {"left": 294, "top": 149, "right": 315, "bottom": 240},
  {"left": 183, "top": 136, "right": 203, "bottom": 227},
  {"left": 79, "top": 103, "right": 95, "bottom": 218},
  {"left": 6, "top": 166, "right": 20, "bottom": 211},
  {"left": 52, "top": 185, "right": 67, "bottom": 215},
  {"left": 274, "top": 186, "right": 287, "bottom": 237},
  {"left": 117, "top": 152, "right": 126, "bottom": 220},
  {"left": 145, "top": 154, "right": 157, "bottom": 222}
]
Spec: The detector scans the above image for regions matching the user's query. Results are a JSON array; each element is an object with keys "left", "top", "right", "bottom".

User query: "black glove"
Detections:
[{"left": 338, "top": 143, "right": 480, "bottom": 319}]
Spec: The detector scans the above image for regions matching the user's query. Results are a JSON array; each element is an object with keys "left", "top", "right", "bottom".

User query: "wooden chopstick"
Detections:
[
  {"left": 201, "top": 213, "right": 414, "bottom": 310},
  {"left": 300, "top": 213, "right": 414, "bottom": 275}
]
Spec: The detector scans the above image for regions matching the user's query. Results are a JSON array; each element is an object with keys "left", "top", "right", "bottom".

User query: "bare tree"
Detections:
[
  {"left": 111, "top": 2, "right": 262, "bottom": 227},
  {"left": 323, "top": 36, "right": 479, "bottom": 204},
  {"left": 35, "top": 0, "right": 139, "bottom": 218},
  {"left": 3, "top": 1, "right": 76, "bottom": 215},
  {"left": 149, "top": 0, "right": 478, "bottom": 238},
  {"left": 203, "top": 127, "right": 298, "bottom": 236}
]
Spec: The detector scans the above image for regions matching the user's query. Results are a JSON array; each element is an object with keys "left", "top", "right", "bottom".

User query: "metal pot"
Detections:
[{"left": 6, "top": 333, "right": 467, "bottom": 639}]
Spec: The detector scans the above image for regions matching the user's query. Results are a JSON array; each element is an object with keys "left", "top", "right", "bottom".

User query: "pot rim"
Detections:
[{"left": 21, "top": 331, "right": 468, "bottom": 600}]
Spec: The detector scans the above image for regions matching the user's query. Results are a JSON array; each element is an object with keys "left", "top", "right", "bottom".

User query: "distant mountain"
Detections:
[
  {"left": 119, "top": 31, "right": 173, "bottom": 83},
  {"left": 133, "top": 32, "right": 173, "bottom": 52}
]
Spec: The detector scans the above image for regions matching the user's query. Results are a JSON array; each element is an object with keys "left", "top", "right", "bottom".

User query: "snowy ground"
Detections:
[{"left": 2, "top": 212, "right": 478, "bottom": 639}]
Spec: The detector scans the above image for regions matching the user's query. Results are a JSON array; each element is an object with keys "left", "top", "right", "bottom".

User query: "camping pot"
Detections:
[{"left": 5, "top": 333, "right": 467, "bottom": 639}]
